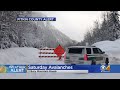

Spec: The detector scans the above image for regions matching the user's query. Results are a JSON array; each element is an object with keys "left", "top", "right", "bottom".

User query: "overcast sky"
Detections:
[{"left": 37, "top": 11, "right": 104, "bottom": 42}]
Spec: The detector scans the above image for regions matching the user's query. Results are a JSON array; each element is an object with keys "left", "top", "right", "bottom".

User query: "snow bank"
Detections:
[
  {"left": 93, "top": 40, "right": 120, "bottom": 52},
  {"left": 0, "top": 47, "right": 64, "bottom": 64},
  {"left": 0, "top": 47, "right": 65, "bottom": 79},
  {"left": 93, "top": 39, "right": 120, "bottom": 64}
]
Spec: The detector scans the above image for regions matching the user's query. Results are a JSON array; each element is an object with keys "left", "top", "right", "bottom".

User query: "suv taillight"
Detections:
[
  {"left": 64, "top": 52, "right": 66, "bottom": 60},
  {"left": 84, "top": 54, "right": 88, "bottom": 61}
]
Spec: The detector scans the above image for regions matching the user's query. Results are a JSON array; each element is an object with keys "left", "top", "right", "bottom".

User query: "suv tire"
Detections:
[
  {"left": 91, "top": 60, "right": 96, "bottom": 65},
  {"left": 105, "top": 58, "right": 109, "bottom": 65}
]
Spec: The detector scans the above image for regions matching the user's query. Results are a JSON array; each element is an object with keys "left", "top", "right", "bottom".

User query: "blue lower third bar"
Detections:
[
  {"left": 27, "top": 64, "right": 120, "bottom": 73},
  {"left": 1, "top": 64, "right": 120, "bottom": 73}
]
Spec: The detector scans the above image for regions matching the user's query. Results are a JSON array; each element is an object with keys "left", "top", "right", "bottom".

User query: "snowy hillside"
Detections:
[
  {"left": 0, "top": 11, "right": 74, "bottom": 49},
  {"left": 31, "top": 12, "right": 74, "bottom": 48}
]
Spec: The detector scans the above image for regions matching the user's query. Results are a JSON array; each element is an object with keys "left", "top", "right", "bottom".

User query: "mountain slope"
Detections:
[
  {"left": 29, "top": 11, "right": 74, "bottom": 48},
  {"left": 0, "top": 11, "right": 74, "bottom": 49}
]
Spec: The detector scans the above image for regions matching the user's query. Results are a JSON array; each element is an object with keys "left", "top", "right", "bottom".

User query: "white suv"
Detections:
[{"left": 64, "top": 46, "right": 109, "bottom": 65}]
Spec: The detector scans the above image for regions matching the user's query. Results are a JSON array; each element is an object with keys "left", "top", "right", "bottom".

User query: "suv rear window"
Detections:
[
  {"left": 93, "top": 48, "right": 103, "bottom": 54},
  {"left": 68, "top": 48, "right": 84, "bottom": 54}
]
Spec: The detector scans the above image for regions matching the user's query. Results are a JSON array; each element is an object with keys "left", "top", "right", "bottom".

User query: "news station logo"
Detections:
[
  {"left": 0, "top": 65, "right": 6, "bottom": 73},
  {"left": 100, "top": 64, "right": 110, "bottom": 72}
]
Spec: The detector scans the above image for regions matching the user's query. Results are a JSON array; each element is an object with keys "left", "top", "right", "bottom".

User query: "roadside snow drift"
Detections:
[
  {"left": 0, "top": 47, "right": 65, "bottom": 79},
  {"left": 93, "top": 39, "right": 120, "bottom": 52},
  {"left": 93, "top": 39, "right": 120, "bottom": 64},
  {"left": 0, "top": 47, "right": 64, "bottom": 64}
]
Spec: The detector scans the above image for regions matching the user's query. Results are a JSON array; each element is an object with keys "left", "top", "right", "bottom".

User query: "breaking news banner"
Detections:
[
  {"left": 27, "top": 65, "right": 88, "bottom": 73},
  {"left": 16, "top": 17, "right": 56, "bottom": 21},
  {"left": 1, "top": 64, "right": 120, "bottom": 73},
  {"left": 0, "top": 65, "right": 27, "bottom": 73},
  {"left": 26, "top": 64, "right": 120, "bottom": 73}
]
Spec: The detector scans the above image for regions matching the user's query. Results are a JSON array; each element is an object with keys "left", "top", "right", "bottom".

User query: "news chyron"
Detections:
[
  {"left": 16, "top": 17, "right": 56, "bottom": 21},
  {"left": 1, "top": 64, "right": 119, "bottom": 74}
]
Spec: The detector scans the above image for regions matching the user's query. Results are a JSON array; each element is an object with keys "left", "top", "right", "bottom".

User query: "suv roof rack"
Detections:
[{"left": 91, "top": 46, "right": 96, "bottom": 47}]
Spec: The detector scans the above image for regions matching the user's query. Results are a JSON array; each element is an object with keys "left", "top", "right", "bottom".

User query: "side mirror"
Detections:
[{"left": 102, "top": 51, "right": 105, "bottom": 54}]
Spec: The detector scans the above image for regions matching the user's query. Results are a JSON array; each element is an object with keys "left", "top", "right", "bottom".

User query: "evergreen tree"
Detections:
[
  {"left": 80, "top": 11, "right": 120, "bottom": 46},
  {"left": 0, "top": 23, "right": 11, "bottom": 49},
  {"left": 107, "top": 11, "right": 120, "bottom": 41},
  {"left": 99, "top": 11, "right": 110, "bottom": 41}
]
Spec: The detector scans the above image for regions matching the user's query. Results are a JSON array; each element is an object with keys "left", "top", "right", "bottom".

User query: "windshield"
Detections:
[
  {"left": 68, "top": 48, "right": 84, "bottom": 54},
  {"left": 93, "top": 48, "right": 103, "bottom": 54}
]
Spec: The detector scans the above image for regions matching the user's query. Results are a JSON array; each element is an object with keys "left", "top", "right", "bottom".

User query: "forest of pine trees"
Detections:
[
  {"left": 79, "top": 11, "right": 120, "bottom": 45},
  {"left": 0, "top": 11, "right": 74, "bottom": 49}
]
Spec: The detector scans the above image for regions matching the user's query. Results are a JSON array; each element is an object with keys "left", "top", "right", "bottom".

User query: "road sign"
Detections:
[{"left": 54, "top": 45, "right": 65, "bottom": 57}]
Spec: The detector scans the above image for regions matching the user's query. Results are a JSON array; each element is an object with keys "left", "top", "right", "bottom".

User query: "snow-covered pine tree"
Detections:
[
  {"left": 0, "top": 11, "right": 13, "bottom": 49},
  {"left": 84, "top": 30, "right": 93, "bottom": 45},
  {"left": 80, "top": 11, "right": 120, "bottom": 45},
  {"left": 107, "top": 11, "right": 120, "bottom": 41},
  {"left": 99, "top": 11, "right": 110, "bottom": 41},
  {"left": 0, "top": 11, "right": 31, "bottom": 48},
  {"left": 13, "top": 11, "right": 32, "bottom": 47},
  {"left": 0, "top": 23, "right": 11, "bottom": 49},
  {"left": 92, "top": 20, "right": 101, "bottom": 42},
  {"left": 0, "top": 11, "right": 74, "bottom": 49}
]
